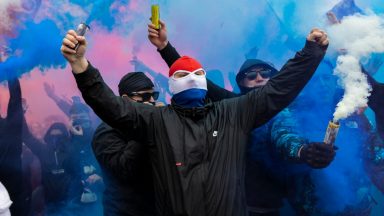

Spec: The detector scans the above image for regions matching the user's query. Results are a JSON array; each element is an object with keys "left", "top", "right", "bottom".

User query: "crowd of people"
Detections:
[{"left": 0, "top": 0, "right": 384, "bottom": 216}]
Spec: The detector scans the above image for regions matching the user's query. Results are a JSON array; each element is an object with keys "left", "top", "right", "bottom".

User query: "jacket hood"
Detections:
[
  {"left": 44, "top": 122, "right": 69, "bottom": 146},
  {"left": 236, "top": 59, "right": 278, "bottom": 94}
]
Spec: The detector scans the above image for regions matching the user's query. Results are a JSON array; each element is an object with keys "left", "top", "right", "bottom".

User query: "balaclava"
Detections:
[
  {"left": 44, "top": 122, "right": 69, "bottom": 150},
  {"left": 169, "top": 56, "right": 207, "bottom": 108}
]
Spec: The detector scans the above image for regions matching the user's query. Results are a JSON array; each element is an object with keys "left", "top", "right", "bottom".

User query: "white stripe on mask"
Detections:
[{"left": 169, "top": 69, "right": 208, "bottom": 94}]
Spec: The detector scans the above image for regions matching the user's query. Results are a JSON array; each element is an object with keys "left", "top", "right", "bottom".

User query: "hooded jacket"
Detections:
[
  {"left": 22, "top": 122, "right": 75, "bottom": 204},
  {"left": 73, "top": 40, "right": 326, "bottom": 216}
]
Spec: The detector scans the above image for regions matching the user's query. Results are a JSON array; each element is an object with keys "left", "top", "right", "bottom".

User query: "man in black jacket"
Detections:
[
  {"left": 92, "top": 72, "right": 159, "bottom": 216},
  {"left": 60, "top": 25, "right": 328, "bottom": 215},
  {"left": 148, "top": 21, "right": 335, "bottom": 216}
]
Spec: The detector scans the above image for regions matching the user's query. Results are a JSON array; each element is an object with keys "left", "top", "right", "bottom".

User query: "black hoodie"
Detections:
[{"left": 23, "top": 122, "right": 77, "bottom": 204}]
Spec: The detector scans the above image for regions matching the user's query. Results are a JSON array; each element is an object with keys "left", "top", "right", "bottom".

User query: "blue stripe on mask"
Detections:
[{"left": 172, "top": 88, "right": 207, "bottom": 108}]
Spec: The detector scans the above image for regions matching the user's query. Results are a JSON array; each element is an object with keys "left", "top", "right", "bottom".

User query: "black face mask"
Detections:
[{"left": 46, "top": 134, "right": 67, "bottom": 150}]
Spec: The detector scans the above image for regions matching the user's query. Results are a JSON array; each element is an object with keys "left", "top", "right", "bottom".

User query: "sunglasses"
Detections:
[
  {"left": 128, "top": 91, "right": 159, "bottom": 102},
  {"left": 244, "top": 69, "right": 272, "bottom": 80}
]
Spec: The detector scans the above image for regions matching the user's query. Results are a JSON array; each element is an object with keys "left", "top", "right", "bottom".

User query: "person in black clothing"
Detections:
[
  {"left": 24, "top": 111, "right": 103, "bottom": 215},
  {"left": 148, "top": 21, "right": 335, "bottom": 216},
  {"left": 60, "top": 23, "right": 328, "bottom": 215},
  {"left": 22, "top": 122, "right": 77, "bottom": 215},
  {"left": 0, "top": 55, "right": 24, "bottom": 215},
  {"left": 92, "top": 72, "right": 160, "bottom": 216}
]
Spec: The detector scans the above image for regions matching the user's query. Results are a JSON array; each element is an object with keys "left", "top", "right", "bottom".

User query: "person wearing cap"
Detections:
[
  {"left": 92, "top": 72, "right": 159, "bottom": 216},
  {"left": 60, "top": 24, "right": 328, "bottom": 215}
]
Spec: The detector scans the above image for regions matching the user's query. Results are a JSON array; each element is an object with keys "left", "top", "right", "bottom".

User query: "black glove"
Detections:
[{"left": 300, "top": 142, "right": 336, "bottom": 169}]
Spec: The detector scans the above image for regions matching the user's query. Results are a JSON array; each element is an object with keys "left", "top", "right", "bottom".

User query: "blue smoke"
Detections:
[{"left": 0, "top": 20, "right": 66, "bottom": 81}]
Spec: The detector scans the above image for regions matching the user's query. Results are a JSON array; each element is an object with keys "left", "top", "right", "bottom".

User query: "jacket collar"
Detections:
[{"left": 171, "top": 98, "right": 213, "bottom": 119}]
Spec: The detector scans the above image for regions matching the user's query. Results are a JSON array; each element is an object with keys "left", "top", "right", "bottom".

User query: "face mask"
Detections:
[
  {"left": 172, "top": 89, "right": 207, "bottom": 108},
  {"left": 169, "top": 71, "right": 208, "bottom": 108},
  {"left": 47, "top": 134, "right": 66, "bottom": 150},
  {"left": 169, "top": 70, "right": 207, "bottom": 95}
]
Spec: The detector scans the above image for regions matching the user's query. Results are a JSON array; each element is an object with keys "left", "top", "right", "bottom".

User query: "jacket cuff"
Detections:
[
  {"left": 287, "top": 140, "right": 307, "bottom": 161},
  {"left": 302, "top": 40, "right": 328, "bottom": 56},
  {"left": 73, "top": 61, "right": 101, "bottom": 90}
]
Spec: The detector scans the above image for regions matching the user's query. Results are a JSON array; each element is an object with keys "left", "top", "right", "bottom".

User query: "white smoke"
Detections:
[
  {"left": 0, "top": 0, "right": 22, "bottom": 33},
  {"left": 327, "top": 14, "right": 384, "bottom": 122}
]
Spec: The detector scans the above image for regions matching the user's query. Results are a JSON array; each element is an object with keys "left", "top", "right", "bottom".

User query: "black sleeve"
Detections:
[
  {"left": 158, "top": 42, "right": 181, "bottom": 67},
  {"left": 6, "top": 77, "right": 23, "bottom": 129},
  {"left": 56, "top": 99, "right": 72, "bottom": 117},
  {"left": 5, "top": 76, "right": 23, "bottom": 156},
  {"left": 92, "top": 123, "right": 144, "bottom": 178},
  {"left": 226, "top": 41, "right": 327, "bottom": 132},
  {"left": 74, "top": 62, "right": 156, "bottom": 136},
  {"left": 206, "top": 79, "right": 239, "bottom": 102}
]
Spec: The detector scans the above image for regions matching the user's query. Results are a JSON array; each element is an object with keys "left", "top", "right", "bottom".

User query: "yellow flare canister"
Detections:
[
  {"left": 323, "top": 121, "right": 340, "bottom": 146},
  {"left": 151, "top": 4, "right": 160, "bottom": 29}
]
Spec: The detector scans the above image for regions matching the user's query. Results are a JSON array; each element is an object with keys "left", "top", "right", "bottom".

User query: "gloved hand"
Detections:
[{"left": 299, "top": 142, "right": 336, "bottom": 169}]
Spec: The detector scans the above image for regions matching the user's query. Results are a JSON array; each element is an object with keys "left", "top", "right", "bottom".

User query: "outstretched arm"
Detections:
[
  {"left": 148, "top": 20, "right": 239, "bottom": 101},
  {"left": 43, "top": 82, "right": 72, "bottom": 117},
  {"left": 2, "top": 72, "right": 23, "bottom": 157},
  {"left": 60, "top": 30, "right": 154, "bottom": 135},
  {"left": 231, "top": 29, "right": 328, "bottom": 132},
  {"left": 6, "top": 74, "right": 23, "bottom": 129}
]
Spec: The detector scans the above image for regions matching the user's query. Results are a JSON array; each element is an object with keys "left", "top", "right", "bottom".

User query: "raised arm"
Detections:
[
  {"left": 6, "top": 74, "right": 23, "bottom": 129},
  {"left": 148, "top": 21, "right": 239, "bottom": 102},
  {"left": 231, "top": 29, "right": 328, "bottom": 132},
  {"left": 206, "top": 79, "right": 239, "bottom": 101},
  {"left": 2, "top": 73, "right": 23, "bottom": 157},
  {"left": 60, "top": 30, "right": 155, "bottom": 134},
  {"left": 43, "top": 82, "right": 72, "bottom": 117}
]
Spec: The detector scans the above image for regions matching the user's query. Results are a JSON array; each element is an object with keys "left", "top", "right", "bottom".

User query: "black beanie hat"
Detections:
[{"left": 118, "top": 72, "right": 154, "bottom": 96}]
